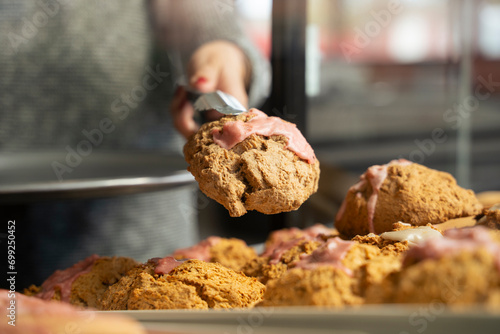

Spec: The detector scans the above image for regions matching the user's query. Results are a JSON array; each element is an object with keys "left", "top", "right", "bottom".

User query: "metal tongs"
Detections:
[{"left": 185, "top": 87, "right": 247, "bottom": 123}]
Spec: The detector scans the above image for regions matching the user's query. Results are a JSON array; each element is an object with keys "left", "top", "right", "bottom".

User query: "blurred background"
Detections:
[{"left": 214, "top": 0, "right": 500, "bottom": 233}]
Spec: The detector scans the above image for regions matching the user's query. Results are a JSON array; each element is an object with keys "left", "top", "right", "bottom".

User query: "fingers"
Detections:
[
  {"left": 190, "top": 72, "right": 218, "bottom": 93},
  {"left": 188, "top": 40, "right": 249, "bottom": 107},
  {"left": 216, "top": 66, "right": 249, "bottom": 108},
  {"left": 174, "top": 40, "right": 250, "bottom": 136},
  {"left": 170, "top": 86, "right": 199, "bottom": 139}
]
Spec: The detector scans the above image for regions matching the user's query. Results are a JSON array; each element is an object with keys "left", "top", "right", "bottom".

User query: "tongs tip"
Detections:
[{"left": 185, "top": 87, "right": 247, "bottom": 116}]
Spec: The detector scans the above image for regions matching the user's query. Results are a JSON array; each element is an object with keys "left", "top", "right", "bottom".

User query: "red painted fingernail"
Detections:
[{"left": 195, "top": 77, "right": 208, "bottom": 85}]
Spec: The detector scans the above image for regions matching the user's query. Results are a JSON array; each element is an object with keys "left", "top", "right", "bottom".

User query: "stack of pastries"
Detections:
[
  {"left": 23, "top": 159, "right": 500, "bottom": 310},
  {"left": 21, "top": 110, "right": 500, "bottom": 313}
]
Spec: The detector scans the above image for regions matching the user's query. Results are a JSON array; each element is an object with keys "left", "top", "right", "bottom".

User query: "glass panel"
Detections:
[
  {"left": 306, "top": 0, "right": 500, "bottom": 199},
  {"left": 237, "top": 0, "right": 272, "bottom": 59}
]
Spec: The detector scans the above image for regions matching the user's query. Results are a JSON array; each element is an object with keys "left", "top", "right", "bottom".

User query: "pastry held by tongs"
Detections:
[{"left": 185, "top": 87, "right": 247, "bottom": 123}]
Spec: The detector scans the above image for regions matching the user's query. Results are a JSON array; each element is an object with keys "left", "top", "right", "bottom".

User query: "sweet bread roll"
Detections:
[
  {"left": 184, "top": 109, "right": 320, "bottom": 217},
  {"left": 335, "top": 160, "right": 482, "bottom": 238}
]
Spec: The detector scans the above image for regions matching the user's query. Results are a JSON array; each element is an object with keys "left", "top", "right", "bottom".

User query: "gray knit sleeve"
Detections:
[{"left": 149, "top": 0, "right": 271, "bottom": 108}]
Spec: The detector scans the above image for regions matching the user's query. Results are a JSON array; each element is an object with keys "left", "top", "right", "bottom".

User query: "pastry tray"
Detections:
[
  {"left": 0, "top": 151, "right": 194, "bottom": 203},
  {"left": 102, "top": 306, "right": 500, "bottom": 334}
]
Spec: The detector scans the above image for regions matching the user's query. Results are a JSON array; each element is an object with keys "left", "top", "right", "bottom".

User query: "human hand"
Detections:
[{"left": 171, "top": 40, "right": 250, "bottom": 139}]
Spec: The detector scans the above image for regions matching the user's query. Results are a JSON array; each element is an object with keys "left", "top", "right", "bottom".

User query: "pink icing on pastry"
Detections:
[
  {"left": 301, "top": 224, "right": 334, "bottom": 239},
  {"left": 36, "top": 254, "right": 100, "bottom": 303},
  {"left": 262, "top": 224, "right": 333, "bottom": 258},
  {"left": 336, "top": 159, "right": 412, "bottom": 233},
  {"left": 172, "top": 236, "right": 221, "bottom": 262},
  {"left": 267, "top": 236, "right": 307, "bottom": 265},
  {"left": 261, "top": 227, "right": 303, "bottom": 258},
  {"left": 404, "top": 226, "right": 500, "bottom": 272},
  {"left": 294, "top": 238, "right": 355, "bottom": 275},
  {"left": 154, "top": 256, "right": 186, "bottom": 275},
  {"left": 212, "top": 108, "right": 316, "bottom": 164}
]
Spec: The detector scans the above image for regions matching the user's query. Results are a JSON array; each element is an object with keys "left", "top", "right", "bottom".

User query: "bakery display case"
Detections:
[
  {"left": 1, "top": 2, "right": 500, "bottom": 333},
  {"left": 254, "top": 0, "right": 500, "bottom": 226}
]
